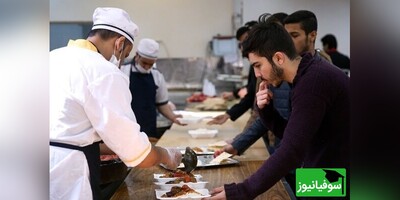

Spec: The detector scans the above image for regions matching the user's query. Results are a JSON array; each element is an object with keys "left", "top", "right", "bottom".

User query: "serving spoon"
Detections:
[{"left": 181, "top": 147, "right": 198, "bottom": 173}]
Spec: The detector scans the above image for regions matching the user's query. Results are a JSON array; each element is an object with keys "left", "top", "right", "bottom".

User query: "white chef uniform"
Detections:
[{"left": 49, "top": 38, "right": 151, "bottom": 199}]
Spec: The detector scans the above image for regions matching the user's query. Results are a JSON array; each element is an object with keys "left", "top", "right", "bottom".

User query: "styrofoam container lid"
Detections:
[{"left": 188, "top": 129, "right": 218, "bottom": 139}]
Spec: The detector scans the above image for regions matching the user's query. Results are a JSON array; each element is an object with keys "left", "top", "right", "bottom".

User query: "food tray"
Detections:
[
  {"left": 177, "top": 154, "right": 239, "bottom": 169},
  {"left": 154, "top": 181, "right": 208, "bottom": 190},
  {"left": 155, "top": 188, "right": 210, "bottom": 200},
  {"left": 178, "top": 146, "right": 215, "bottom": 155}
]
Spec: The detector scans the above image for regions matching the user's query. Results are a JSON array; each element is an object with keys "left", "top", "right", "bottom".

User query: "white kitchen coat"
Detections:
[{"left": 50, "top": 39, "right": 151, "bottom": 200}]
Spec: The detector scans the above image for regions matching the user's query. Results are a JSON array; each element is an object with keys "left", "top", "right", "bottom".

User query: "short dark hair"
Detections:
[
  {"left": 266, "top": 12, "right": 288, "bottom": 25},
  {"left": 87, "top": 29, "right": 132, "bottom": 45},
  {"left": 284, "top": 10, "right": 317, "bottom": 35},
  {"left": 242, "top": 22, "right": 297, "bottom": 63},
  {"left": 321, "top": 34, "right": 337, "bottom": 49},
  {"left": 236, "top": 20, "right": 258, "bottom": 40},
  {"left": 236, "top": 26, "right": 249, "bottom": 40}
]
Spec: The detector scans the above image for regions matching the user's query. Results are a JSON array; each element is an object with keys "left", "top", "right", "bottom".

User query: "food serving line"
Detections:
[{"left": 110, "top": 110, "right": 294, "bottom": 199}]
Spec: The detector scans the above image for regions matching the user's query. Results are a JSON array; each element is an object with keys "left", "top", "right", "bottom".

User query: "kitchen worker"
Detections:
[
  {"left": 121, "top": 38, "right": 184, "bottom": 141},
  {"left": 50, "top": 7, "right": 182, "bottom": 200}
]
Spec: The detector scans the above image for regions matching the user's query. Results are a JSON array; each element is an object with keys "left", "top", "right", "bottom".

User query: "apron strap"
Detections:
[{"left": 50, "top": 141, "right": 102, "bottom": 200}]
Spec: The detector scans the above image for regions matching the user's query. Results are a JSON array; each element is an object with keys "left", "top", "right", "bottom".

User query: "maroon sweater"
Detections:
[{"left": 224, "top": 53, "right": 350, "bottom": 199}]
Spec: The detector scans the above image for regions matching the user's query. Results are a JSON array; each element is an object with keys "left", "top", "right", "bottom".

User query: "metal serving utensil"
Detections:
[{"left": 181, "top": 147, "right": 198, "bottom": 173}]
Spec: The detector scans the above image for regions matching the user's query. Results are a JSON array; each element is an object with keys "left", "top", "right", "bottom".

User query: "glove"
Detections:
[{"left": 160, "top": 148, "right": 182, "bottom": 170}]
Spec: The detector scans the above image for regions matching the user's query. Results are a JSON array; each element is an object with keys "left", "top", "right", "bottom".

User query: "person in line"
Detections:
[
  {"left": 50, "top": 7, "right": 181, "bottom": 200},
  {"left": 207, "top": 21, "right": 258, "bottom": 127},
  {"left": 216, "top": 10, "right": 336, "bottom": 191},
  {"left": 221, "top": 12, "right": 291, "bottom": 155},
  {"left": 220, "top": 21, "right": 258, "bottom": 101},
  {"left": 205, "top": 17, "right": 349, "bottom": 200},
  {"left": 321, "top": 33, "right": 350, "bottom": 70},
  {"left": 284, "top": 10, "right": 332, "bottom": 63},
  {"left": 121, "top": 38, "right": 184, "bottom": 141}
]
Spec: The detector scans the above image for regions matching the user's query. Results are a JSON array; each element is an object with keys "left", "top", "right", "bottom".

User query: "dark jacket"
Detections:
[
  {"left": 225, "top": 53, "right": 350, "bottom": 199},
  {"left": 226, "top": 67, "right": 257, "bottom": 121},
  {"left": 327, "top": 49, "right": 350, "bottom": 70}
]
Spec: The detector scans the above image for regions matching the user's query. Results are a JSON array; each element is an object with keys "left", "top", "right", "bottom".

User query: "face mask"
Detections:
[
  {"left": 135, "top": 63, "right": 152, "bottom": 74},
  {"left": 109, "top": 42, "right": 124, "bottom": 67},
  {"left": 109, "top": 54, "right": 120, "bottom": 67}
]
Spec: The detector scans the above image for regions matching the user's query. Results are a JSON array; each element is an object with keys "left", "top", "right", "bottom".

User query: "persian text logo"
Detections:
[{"left": 296, "top": 168, "right": 346, "bottom": 197}]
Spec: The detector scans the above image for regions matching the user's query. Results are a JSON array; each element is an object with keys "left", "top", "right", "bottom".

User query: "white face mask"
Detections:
[
  {"left": 109, "top": 54, "right": 120, "bottom": 67},
  {"left": 136, "top": 62, "right": 152, "bottom": 74},
  {"left": 109, "top": 42, "right": 124, "bottom": 67}
]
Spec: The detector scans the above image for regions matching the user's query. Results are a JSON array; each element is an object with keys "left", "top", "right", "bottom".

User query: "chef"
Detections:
[
  {"left": 121, "top": 38, "right": 184, "bottom": 140},
  {"left": 49, "top": 7, "right": 182, "bottom": 200}
]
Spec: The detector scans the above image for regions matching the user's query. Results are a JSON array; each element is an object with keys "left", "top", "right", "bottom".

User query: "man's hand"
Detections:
[
  {"left": 214, "top": 144, "right": 238, "bottom": 157},
  {"left": 207, "top": 113, "right": 230, "bottom": 125},
  {"left": 256, "top": 81, "right": 273, "bottom": 109},
  {"left": 237, "top": 87, "right": 248, "bottom": 99},
  {"left": 201, "top": 186, "right": 226, "bottom": 200},
  {"left": 221, "top": 91, "right": 234, "bottom": 100}
]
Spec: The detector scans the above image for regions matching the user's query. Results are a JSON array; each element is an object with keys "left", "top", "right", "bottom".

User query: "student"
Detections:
[
  {"left": 321, "top": 33, "right": 350, "bottom": 70},
  {"left": 49, "top": 7, "right": 181, "bottom": 200},
  {"left": 205, "top": 19, "right": 349, "bottom": 200}
]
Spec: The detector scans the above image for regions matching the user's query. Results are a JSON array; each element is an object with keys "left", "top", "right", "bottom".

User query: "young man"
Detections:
[
  {"left": 205, "top": 20, "right": 349, "bottom": 200},
  {"left": 321, "top": 33, "right": 350, "bottom": 70},
  {"left": 215, "top": 10, "right": 336, "bottom": 193},
  {"left": 215, "top": 10, "right": 332, "bottom": 158},
  {"left": 284, "top": 10, "right": 332, "bottom": 62},
  {"left": 121, "top": 38, "right": 183, "bottom": 140},
  {"left": 50, "top": 8, "right": 181, "bottom": 200},
  {"left": 207, "top": 21, "right": 258, "bottom": 126}
]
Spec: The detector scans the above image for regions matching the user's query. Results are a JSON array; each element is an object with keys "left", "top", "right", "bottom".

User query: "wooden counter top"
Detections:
[{"left": 110, "top": 110, "right": 293, "bottom": 199}]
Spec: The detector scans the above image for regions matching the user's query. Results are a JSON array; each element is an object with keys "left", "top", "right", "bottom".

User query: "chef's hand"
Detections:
[
  {"left": 207, "top": 113, "right": 230, "bottom": 125},
  {"left": 256, "top": 81, "right": 273, "bottom": 109},
  {"left": 202, "top": 186, "right": 226, "bottom": 200},
  {"left": 172, "top": 114, "right": 187, "bottom": 126},
  {"left": 214, "top": 144, "right": 238, "bottom": 157},
  {"left": 160, "top": 148, "right": 182, "bottom": 170}
]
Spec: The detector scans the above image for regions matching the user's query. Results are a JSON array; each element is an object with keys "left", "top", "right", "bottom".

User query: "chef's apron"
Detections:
[
  {"left": 129, "top": 68, "right": 159, "bottom": 138},
  {"left": 50, "top": 141, "right": 101, "bottom": 200}
]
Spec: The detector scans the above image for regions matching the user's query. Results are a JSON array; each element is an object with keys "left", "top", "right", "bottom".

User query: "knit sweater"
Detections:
[{"left": 224, "top": 53, "right": 350, "bottom": 199}]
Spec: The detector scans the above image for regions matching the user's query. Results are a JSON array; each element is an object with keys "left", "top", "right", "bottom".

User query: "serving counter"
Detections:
[{"left": 111, "top": 111, "right": 293, "bottom": 200}]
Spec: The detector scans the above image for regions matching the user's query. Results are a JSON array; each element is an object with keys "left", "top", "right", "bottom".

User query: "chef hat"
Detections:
[
  {"left": 137, "top": 38, "right": 159, "bottom": 60},
  {"left": 92, "top": 7, "right": 138, "bottom": 44}
]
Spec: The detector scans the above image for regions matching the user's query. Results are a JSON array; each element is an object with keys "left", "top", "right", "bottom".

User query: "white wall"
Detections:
[
  {"left": 50, "top": 0, "right": 233, "bottom": 58},
  {"left": 243, "top": 0, "right": 350, "bottom": 56},
  {"left": 50, "top": 0, "right": 350, "bottom": 58}
]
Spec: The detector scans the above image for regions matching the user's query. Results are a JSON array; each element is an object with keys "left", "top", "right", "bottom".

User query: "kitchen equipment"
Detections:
[{"left": 181, "top": 147, "right": 198, "bottom": 173}]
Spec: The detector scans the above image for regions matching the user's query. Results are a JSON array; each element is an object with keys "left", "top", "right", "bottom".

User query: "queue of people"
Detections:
[
  {"left": 204, "top": 10, "right": 350, "bottom": 200},
  {"left": 49, "top": 6, "right": 349, "bottom": 200}
]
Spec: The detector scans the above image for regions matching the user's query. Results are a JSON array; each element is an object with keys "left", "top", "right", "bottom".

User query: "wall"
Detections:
[
  {"left": 242, "top": 0, "right": 350, "bottom": 56},
  {"left": 50, "top": 0, "right": 350, "bottom": 57},
  {"left": 50, "top": 0, "right": 233, "bottom": 58}
]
